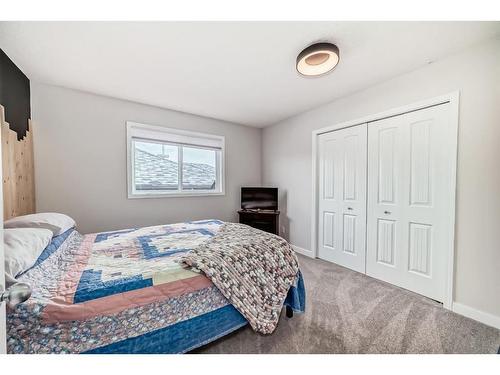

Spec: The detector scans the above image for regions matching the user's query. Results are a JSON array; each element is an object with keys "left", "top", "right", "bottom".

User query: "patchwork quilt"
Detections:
[{"left": 7, "top": 220, "right": 305, "bottom": 354}]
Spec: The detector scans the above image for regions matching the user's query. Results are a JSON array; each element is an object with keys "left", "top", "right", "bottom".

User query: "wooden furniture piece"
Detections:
[
  {"left": 1, "top": 105, "right": 35, "bottom": 220},
  {"left": 238, "top": 209, "right": 280, "bottom": 236}
]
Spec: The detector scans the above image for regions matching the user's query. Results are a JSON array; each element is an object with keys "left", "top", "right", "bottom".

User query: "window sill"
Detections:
[{"left": 128, "top": 191, "right": 225, "bottom": 199}]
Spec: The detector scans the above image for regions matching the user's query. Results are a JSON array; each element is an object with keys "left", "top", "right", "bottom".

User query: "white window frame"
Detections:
[{"left": 126, "top": 121, "right": 225, "bottom": 198}]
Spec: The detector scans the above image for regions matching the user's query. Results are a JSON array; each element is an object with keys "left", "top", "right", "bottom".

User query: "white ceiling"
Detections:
[{"left": 1, "top": 22, "right": 499, "bottom": 127}]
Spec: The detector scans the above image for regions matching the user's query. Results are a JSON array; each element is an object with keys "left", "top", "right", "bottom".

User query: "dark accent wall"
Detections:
[{"left": 0, "top": 48, "right": 31, "bottom": 140}]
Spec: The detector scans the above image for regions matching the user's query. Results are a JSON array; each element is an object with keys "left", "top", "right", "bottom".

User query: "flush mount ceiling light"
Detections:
[{"left": 296, "top": 42, "right": 340, "bottom": 77}]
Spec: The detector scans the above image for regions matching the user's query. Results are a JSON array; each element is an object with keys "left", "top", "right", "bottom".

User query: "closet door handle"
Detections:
[
  {"left": 347, "top": 207, "right": 353, "bottom": 211},
  {"left": 384, "top": 210, "right": 391, "bottom": 215}
]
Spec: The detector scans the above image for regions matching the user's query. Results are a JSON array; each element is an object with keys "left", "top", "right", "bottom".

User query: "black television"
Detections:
[{"left": 241, "top": 187, "right": 278, "bottom": 211}]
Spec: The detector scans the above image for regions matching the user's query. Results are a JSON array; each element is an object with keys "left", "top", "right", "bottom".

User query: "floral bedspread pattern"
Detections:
[
  {"left": 181, "top": 223, "right": 300, "bottom": 334},
  {"left": 7, "top": 220, "right": 230, "bottom": 353}
]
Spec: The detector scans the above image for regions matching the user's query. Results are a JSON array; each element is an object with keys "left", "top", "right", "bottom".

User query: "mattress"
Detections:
[{"left": 7, "top": 219, "right": 305, "bottom": 354}]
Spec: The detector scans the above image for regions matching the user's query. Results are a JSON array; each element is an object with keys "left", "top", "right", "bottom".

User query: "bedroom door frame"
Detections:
[
  {"left": 311, "top": 91, "right": 460, "bottom": 310},
  {"left": 0, "top": 125, "right": 5, "bottom": 353}
]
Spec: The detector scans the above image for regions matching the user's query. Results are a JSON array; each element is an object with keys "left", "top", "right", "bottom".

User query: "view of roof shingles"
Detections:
[{"left": 134, "top": 148, "right": 215, "bottom": 190}]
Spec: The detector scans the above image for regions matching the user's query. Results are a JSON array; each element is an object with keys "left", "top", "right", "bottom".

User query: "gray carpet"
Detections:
[{"left": 195, "top": 255, "right": 500, "bottom": 354}]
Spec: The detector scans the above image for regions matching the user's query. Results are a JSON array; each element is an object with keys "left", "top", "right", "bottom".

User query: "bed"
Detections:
[{"left": 6, "top": 219, "right": 305, "bottom": 354}]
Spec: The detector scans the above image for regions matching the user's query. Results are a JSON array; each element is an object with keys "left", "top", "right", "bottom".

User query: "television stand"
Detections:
[{"left": 238, "top": 209, "right": 280, "bottom": 236}]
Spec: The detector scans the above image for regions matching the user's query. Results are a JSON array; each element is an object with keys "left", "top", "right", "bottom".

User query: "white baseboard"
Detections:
[
  {"left": 291, "top": 244, "right": 315, "bottom": 258},
  {"left": 287, "top": 242, "right": 499, "bottom": 330},
  {"left": 452, "top": 302, "right": 500, "bottom": 330}
]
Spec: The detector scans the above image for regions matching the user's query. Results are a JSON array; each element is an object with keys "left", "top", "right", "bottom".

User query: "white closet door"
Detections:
[
  {"left": 366, "top": 104, "right": 453, "bottom": 302},
  {"left": 318, "top": 124, "right": 367, "bottom": 273}
]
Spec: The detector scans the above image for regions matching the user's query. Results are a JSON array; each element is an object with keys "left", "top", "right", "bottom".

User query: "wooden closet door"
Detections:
[{"left": 318, "top": 124, "right": 367, "bottom": 273}]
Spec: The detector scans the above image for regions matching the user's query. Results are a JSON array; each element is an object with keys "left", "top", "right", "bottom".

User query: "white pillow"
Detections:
[
  {"left": 4, "top": 212, "right": 76, "bottom": 236},
  {"left": 4, "top": 228, "right": 53, "bottom": 285}
]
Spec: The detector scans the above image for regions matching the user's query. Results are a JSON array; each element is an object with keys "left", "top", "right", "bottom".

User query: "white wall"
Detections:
[
  {"left": 263, "top": 38, "right": 500, "bottom": 320},
  {"left": 32, "top": 83, "right": 262, "bottom": 234}
]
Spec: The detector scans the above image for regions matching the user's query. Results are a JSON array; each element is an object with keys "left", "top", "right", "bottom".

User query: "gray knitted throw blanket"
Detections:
[{"left": 180, "top": 222, "right": 300, "bottom": 334}]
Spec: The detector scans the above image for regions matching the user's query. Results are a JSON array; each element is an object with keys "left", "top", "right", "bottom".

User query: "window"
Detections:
[{"left": 127, "top": 122, "right": 224, "bottom": 198}]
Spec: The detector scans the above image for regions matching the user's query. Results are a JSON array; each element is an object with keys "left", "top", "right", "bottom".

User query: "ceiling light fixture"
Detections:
[{"left": 296, "top": 42, "right": 340, "bottom": 77}]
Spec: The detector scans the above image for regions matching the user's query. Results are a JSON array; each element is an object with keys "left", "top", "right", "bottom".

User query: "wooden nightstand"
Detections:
[{"left": 238, "top": 209, "right": 280, "bottom": 236}]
